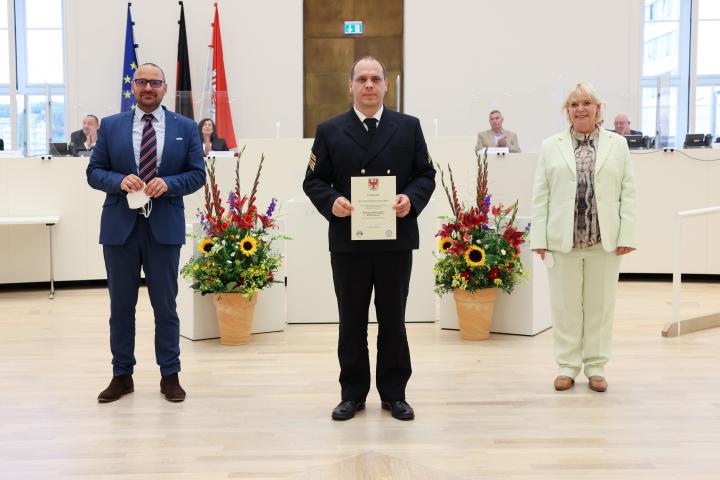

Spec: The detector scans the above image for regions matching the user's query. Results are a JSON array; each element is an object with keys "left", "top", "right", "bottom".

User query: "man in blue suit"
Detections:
[
  {"left": 303, "top": 57, "right": 435, "bottom": 421},
  {"left": 87, "top": 63, "right": 205, "bottom": 403}
]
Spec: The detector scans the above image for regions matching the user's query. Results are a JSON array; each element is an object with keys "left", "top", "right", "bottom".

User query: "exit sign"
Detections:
[{"left": 344, "top": 21, "right": 363, "bottom": 35}]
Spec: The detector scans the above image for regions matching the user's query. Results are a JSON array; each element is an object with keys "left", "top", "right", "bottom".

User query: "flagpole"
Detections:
[{"left": 199, "top": 3, "right": 215, "bottom": 121}]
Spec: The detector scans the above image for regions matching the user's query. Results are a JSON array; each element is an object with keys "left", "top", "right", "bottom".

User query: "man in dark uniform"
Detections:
[{"left": 302, "top": 56, "right": 436, "bottom": 421}]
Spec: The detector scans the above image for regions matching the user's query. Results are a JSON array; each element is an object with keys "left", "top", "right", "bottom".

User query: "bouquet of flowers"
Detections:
[
  {"left": 433, "top": 150, "right": 529, "bottom": 295},
  {"left": 181, "top": 149, "right": 285, "bottom": 297}
]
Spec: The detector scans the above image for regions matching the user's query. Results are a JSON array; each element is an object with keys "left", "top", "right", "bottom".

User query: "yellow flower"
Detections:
[
  {"left": 464, "top": 245, "right": 486, "bottom": 268},
  {"left": 494, "top": 278, "right": 503, "bottom": 286},
  {"left": 438, "top": 236, "right": 453, "bottom": 253},
  {"left": 198, "top": 239, "right": 214, "bottom": 255},
  {"left": 239, "top": 235, "right": 258, "bottom": 256}
]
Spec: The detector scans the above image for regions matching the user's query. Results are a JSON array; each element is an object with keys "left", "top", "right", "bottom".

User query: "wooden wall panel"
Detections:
[{"left": 304, "top": 0, "right": 403, "bottom": 137}]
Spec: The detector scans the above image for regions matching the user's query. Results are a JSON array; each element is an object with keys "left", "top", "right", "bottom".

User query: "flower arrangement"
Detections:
[
  {"left": 181, "top": 149, "right": 285, "bottom": 297},
  {"left": 433, "top": 150, "right": 529, "bottom": 295}
]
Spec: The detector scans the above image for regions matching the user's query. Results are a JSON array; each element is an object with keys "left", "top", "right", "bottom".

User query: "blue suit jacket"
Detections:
[{"left": 86, "top": 107, "right": 205, "bottom": 246}]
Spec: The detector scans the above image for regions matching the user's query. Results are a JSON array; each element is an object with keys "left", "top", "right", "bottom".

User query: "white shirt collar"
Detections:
[
  {"left": 353, "top": 105, "right": 383, "bottom": 125},
  {"left": 134, "top": 105, "right": 165, "bottom": 123}
]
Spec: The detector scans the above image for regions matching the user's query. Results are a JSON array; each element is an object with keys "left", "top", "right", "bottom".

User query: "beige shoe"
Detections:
[
  {"left": 553, "top": 375, "right": 574, "bottom": 391},
  {"left": 588, "top": 376, "right": 608, "bottom": 392}
]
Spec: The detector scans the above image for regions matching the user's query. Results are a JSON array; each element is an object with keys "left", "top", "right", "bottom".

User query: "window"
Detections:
[
  {"left": 0, "top": 1, "right": 10, "bottom": 145},
  {"left": 641, "top": 0, "right": 684, "bottom": 144},
  {"left": 642, "top": 0, "right": 720, "bottom": 145},
  {"left": 1, "top": 0, "right": 66, "bottom": 155},
  {"left": 694, "top": 0, "right": 720, "bottom": 139}
]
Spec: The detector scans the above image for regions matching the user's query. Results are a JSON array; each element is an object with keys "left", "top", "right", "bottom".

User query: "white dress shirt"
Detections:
[
  {"left": 353, "top": 105, "right": 384, "bottom": 130},
  {"left": 132, "top": 105, "right": 166, "bottom": 170}
]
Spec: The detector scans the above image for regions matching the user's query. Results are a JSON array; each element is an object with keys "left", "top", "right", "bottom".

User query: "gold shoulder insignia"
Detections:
[{"left": 308, "top": 152, "right": 317, "bottom": 171}]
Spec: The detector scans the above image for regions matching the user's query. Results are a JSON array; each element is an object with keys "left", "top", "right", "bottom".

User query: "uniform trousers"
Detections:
[
  {"left": 330, "top": 251, "right": 413, "bottom": 402},
  {"left": 102, "top": 215, "right": 181, "bottom": 377},
  {"left": 547, "top": 243, "right": 621, "bottom": 378}
]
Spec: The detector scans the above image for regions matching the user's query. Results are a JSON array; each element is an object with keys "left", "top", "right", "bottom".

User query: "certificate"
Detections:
[{"left": 351, "top": 175, "right": 396, "bottom": 240}]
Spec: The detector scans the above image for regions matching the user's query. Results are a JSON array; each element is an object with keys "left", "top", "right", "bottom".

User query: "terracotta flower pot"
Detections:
[
  {"left": 212, "top": 292, "right": 258, "bottom": 345},
  {"left": 453, "top": 288, "right": 498, "bottom": 340}
]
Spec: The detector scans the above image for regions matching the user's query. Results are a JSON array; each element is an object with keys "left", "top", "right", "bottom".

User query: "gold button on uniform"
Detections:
[
  {"left": 360, "top": 169, "right": 366, "bottom": 174},
  {"left": 387, "top": 169, "right": 391, "bottom": 174}
]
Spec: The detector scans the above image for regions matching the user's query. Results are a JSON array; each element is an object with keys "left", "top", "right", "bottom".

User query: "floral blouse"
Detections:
[{"left": 572, "top": 128, "right": 601, "bottom": 249}]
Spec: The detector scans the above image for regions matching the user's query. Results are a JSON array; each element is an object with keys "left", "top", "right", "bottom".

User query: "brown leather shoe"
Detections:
[
  {"left": 553, "top": 375, "right": 574, "bottom": 391},
  {"left": 160, "top": 373, "right": 186, "bottom": 402},
  {"left": 98, "top": 374, "right": 134, "bottom": 403},
  {"left": 588, "top": 376, "right": 608, "bottom": 392}
]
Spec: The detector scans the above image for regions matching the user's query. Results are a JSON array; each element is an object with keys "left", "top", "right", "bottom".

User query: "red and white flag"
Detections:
[{"left": 200, "top": 3, "right": 237, "bottom": 148}]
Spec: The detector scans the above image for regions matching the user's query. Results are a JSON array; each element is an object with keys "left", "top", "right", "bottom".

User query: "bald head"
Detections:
[{"left": 614, "top": 114, "right": 632, "bottom": 135}]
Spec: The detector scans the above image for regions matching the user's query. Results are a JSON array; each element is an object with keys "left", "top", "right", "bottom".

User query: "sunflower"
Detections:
[
  {"left": 464, "top": 245, "right": 486, "bottom": 268},
  {"left": 239, "top": 235, "right": 258, "bottom": 256},
  {"left": 438, "top": 236, "right": 453, "bottom": 253},
  {"left": 198, "top": 239, "right": 214, "bottom": 255}
]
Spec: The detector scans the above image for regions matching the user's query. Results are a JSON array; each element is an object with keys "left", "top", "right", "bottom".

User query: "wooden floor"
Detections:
[{"left": 1, "top": 281, "right": 720, "bottom": 479}]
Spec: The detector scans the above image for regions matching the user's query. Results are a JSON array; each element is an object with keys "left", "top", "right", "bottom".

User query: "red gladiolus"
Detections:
[
  {"left": 489, "top": 267, "right": 500, "bottom": 279},
  {"left": 502, "top": 225, "right": 526, "bottom": 247}
]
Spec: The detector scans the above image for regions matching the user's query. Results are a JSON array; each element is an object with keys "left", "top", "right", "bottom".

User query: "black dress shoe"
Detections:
[
  {"left": 98, "top": 374, "right": 134, "bottom": 403},
  {"left": 381, "top": 400, "right": 415, "bottom": 420},
  {"left": 331, "top": 400, "right": 365, "bottom": 420},
  {"left": 160, "top": 373, "right": 186, "bottom": 402}
]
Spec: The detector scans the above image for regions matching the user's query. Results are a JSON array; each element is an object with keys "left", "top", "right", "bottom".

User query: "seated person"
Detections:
[
  {"left": 476, "top": 109, "right": 521, "bottom": 153},
  {"left": 70, "top": 114, "right": 100, "bottom": 156},
  {"left": 612, "top": 113, "right": 642, "bottom": 136},
  {"left": 198, "top": 118, "right": 229, "bottom": 155}
]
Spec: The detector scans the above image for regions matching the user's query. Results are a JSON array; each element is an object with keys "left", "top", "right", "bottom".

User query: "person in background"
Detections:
[
  {"left": 612, "top": 113, "right": 642, "bottom": 136},
  {"left": 475, "top": 109, "right": 521, "bottom": 152},
  {"left": 531, "top": 82, "right": 637, "bottom": 394},
  {"left": 87, "top": 63, "right": 205, "bottom": 404},
  {"left": 197, "top": 118, "right": 229, "bottom": 156},
  {"left": 70, "top": 114, "right": 100, "bottom": 156}
]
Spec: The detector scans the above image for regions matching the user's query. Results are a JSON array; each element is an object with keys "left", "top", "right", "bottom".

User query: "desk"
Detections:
[{"left": 0, "top": 216, "right": 60, "bottom": 298}]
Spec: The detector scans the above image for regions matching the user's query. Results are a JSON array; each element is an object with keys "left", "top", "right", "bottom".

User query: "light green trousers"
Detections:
[{"left": 547, "top": 243, "right": 621, "bottom": 378}]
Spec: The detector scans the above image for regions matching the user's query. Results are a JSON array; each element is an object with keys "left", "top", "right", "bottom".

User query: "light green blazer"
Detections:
[{"left": 530, "top": 128, "right": 637, "bottom": 253}]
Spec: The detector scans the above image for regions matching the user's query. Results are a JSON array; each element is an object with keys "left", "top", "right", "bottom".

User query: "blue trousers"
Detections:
[{"left": 102, "top": 215, "right": 181, "bottom": 377}]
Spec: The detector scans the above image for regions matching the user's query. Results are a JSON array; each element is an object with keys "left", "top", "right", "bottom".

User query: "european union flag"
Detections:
[{"left": 121, "top": 3, "right": 139, "bottom": 112}]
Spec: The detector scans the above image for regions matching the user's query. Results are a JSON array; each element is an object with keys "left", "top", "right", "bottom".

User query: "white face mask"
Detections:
[{"left": 127, "top": 189, "right": 150, "bottom": 209}]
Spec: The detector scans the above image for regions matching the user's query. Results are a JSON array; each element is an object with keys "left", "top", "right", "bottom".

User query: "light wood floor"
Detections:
[{"left": 1, "top": 281, "right": 720, "bottom": 479}]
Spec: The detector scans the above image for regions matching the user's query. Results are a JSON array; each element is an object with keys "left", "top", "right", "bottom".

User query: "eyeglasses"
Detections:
[{"left": 133, "top": 79, "right": 164, "bottom": 89}]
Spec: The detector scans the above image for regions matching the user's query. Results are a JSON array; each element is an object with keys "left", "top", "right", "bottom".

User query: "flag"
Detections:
[
  {"left": 175, "top": 1, "right": 194, "bottom": 120},
  {"left": 200, "top": 3, "right": 236, "bottom": 148},
  {"left": 120, "top": 3, "right": 139, "bottom": 112}
]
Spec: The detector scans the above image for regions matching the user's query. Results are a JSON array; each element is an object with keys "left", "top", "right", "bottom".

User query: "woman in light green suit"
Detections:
[{"left": 531, "top": 82, "right": 637, "bottom": 393}]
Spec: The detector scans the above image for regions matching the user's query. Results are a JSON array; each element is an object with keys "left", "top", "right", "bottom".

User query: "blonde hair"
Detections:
[{"left": 561, "top": 82, "right": 605, "bottom": 124}]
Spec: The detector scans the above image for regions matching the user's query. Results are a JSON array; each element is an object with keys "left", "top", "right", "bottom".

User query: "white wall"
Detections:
[
  {"left": 64, "top": 0, "right": 304, "bottom": 139},
  {"left": 62, "top": 0, "right": 642, "bottom": 149},
  {"left": 404, "top": 0, "right": 643, "bottom": 152}
]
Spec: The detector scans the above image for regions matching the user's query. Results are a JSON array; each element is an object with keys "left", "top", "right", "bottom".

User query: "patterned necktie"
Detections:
[
  {"left": 364, "top": 118, "right": 378, "bottom": 137},
  {"left": 139, "top": 113, "right": 157, "bottom": 182}
]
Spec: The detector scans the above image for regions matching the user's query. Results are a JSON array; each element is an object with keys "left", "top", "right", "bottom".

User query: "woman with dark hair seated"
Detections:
[{"left": 198, "top": 118, "right": 229, "bottom": 156}]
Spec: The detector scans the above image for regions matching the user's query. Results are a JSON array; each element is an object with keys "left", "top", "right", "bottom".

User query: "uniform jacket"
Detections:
[
  {"left": 530, "top": 127, "right": 637, "bottom": 253},
  {"left": 303, "top": 108, "right": 436, "bottom": 252}
]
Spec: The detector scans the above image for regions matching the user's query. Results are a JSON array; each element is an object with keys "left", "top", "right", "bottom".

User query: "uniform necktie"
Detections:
[
  {"left": 139, "top": 113, "right": 157, "bottom": 182},
  {"left": 364, "top": 118, "right": 378, "bottom": 137}
]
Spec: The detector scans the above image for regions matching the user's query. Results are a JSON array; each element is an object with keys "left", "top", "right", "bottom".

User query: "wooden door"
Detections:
[{"left": 303, "top": 0, "right": 404, "bottom": 138}]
